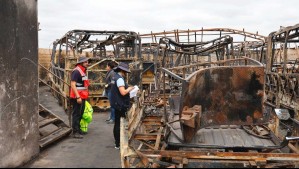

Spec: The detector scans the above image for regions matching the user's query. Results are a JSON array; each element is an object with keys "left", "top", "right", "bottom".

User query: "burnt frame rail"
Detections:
[{"left": 140, "top": 28, "right": 266, "bottom": 65}]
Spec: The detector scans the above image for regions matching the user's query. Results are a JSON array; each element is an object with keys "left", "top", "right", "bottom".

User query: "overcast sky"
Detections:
[{"left": 38, "top": 0, "right": 298, "bottom": 49}]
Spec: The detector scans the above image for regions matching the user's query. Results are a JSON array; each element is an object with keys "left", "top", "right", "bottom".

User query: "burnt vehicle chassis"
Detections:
[
  {"left": 120, "top": 28, "right": 299, "bottom": 168},
  {"left": 264, "top": 24, "right": 299, "bottom": 152},
  {"left": 47, "top": 30, "right": 146, "bottom": 111}
]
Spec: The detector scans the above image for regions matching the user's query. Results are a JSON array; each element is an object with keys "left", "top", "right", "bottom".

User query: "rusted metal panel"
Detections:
[
  {"left": 182, "top": 66, "right": 265, "bottom": 128},
  {"left": 0, "top": 0, "right": 39, "bottom": 167},
  {"left": 168, "top": 124, "right": 280, "bottom": 149},
  {"left": 160, "top": 57, "right": 266, "bottom": 143}
]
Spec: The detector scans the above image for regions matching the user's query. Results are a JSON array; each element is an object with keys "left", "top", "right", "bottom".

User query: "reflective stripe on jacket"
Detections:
[{"left": 70, "top": 66, "right": 90, "bottom": 99}]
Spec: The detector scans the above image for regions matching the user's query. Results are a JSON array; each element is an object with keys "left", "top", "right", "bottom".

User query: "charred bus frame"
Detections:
[
  {"left": 48, "top": 30, "right": 142, "bottom": 111},
  {"left": 265, "top": 24, "right": 299, "bottom": 152},
  {"left": 120, "top": 28, "right": 299, "bottom": 168}
]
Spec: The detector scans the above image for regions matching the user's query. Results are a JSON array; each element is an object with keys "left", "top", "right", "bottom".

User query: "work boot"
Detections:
[
  {"left": 73, "top": 133, "right": 83, "bottom": 139},
  {"left": 106, "top": 119, "right": 114, "bottom": 124},
  {"left": 79, "top": 130, "right": 87, "bottom": 135},
  {"left": 115, "top": 143, "right": 120, "bottom": 150}
]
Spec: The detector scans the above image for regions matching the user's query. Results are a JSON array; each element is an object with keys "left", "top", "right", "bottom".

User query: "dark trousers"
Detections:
[
  {"left": 113, "top": 108, "right": 126, "bottom": 147},
  {"left": 107, "top": 90, "right": 115, "bottom": 121},
  {"left": 71, "top": 99, "right": 86, "bottom": 133}
]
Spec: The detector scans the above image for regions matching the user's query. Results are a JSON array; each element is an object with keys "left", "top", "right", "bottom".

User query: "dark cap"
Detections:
[{"left": 114, "top": 62, "right": 131, "bottom": 73}]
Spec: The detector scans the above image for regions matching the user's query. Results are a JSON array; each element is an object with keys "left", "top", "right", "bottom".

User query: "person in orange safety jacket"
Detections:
[{"left": 70, "top": 56, "right": 90, "bottom": 139}]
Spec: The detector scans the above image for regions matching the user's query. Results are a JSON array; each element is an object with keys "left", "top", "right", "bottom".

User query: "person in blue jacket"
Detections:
[{"left": 110, "top": 62, "right": 134, "bottom": 149}]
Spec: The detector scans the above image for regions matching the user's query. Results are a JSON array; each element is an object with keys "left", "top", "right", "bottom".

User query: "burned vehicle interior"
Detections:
[
  {"left": 43, "top": 27, "right": 299, "bottom": 168},
  {"left": 119, "top": 28, "right": 299, "bottom": 168}
]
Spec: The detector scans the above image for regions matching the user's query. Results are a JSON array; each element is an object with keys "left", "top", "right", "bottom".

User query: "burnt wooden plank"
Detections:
[
  {"left": 39, "top": 117, "right": 59, "bottom": 128},
  {"left": 134, "top": 134, "right": 164, "bottom": 141},
  {"left": 39, "top": 127, "right": 72, "bottom": 148}
]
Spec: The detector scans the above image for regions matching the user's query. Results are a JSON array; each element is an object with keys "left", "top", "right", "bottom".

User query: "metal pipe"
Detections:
[{"left": 286, "top": 137, "right": 299, "bottom": 140}]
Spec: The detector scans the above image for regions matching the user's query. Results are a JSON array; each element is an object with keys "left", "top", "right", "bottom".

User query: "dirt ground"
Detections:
[{"left": 22, "top": 86, "right": 121, "bottom": 168}]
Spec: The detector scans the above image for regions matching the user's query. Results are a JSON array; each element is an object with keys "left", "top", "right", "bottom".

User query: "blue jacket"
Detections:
[{"left": 110, "top": 73, "right": 130, "bottom": 111}]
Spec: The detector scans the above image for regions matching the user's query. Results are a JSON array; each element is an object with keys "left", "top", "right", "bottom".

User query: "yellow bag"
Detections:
[
  {"left": 82, "top": 101, "right": 93, "bottom": 123},
  {"left": 80, "top": 119, "right": 88, "bottom": 133},
  {"left": 80, "top": 101, "right": 93, "bottom": 133}
]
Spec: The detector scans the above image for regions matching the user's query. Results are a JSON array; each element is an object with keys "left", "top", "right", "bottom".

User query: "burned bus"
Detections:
[
  {"left": 120, "top": 28, "right": 299, "bottom": 168},
  {"left": 47, "top": 30, "right": 144, "bottom": 111}
]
